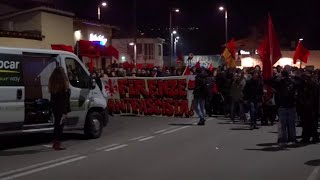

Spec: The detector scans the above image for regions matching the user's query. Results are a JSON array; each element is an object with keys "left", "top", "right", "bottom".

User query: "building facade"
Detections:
[{"left": 112, "top": 38, "right": 164, "bottom": 67}]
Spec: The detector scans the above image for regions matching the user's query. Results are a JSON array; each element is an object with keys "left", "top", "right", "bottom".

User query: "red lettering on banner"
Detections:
[
  {"left": 158, "top": 80, "right": 164, "bottom": 97},
  {"left": 145, "top": 99, "right": 154, "bottom": 115},
  {"left": 165, "top": 99, "right": 174, "bottom": 116},
  {"left": 130, "top": 99, "right": 138, "bottom": 114},
  {"left": 128, "top": 79, "right": 136, "bottom": 97},
  {"left": 177, "top": 79, "right": 187, "bottom": 98},
  {"left": 154, "top": 99, "right": 162, "bottom": 115},
  {"left": 106, "top": 77, "right": 194, "bottom": 117},
  {"left": 139, "top": 99, "right": 147, "bottom": 115},
  {"left": 173, "top": 100, "right": 181, "bottom": 116},
  {"left": 118, "top": 79, "right": 128, "bottom": 98},
  {"left": 168, "top": 80, "right": 178, "bottom": 98},
  {"left": 114, "top": 99, "right": 126, "bottom": 113},
  {"left": 147, "top": 80, "right": 158, "bottom": 97},
  {"left": 135, "top": 80, "right": 149, "bottom": 98}
]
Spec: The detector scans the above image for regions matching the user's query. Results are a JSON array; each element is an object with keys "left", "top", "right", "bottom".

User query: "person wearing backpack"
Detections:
[
  {"left": 273, "top": 70, "right": 298, "bottom": 146},
  {"left": 193, "top": 68, "right": 208, "bottom": 125}
]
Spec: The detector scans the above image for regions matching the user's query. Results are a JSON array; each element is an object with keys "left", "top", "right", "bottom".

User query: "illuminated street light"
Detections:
[
  {"left": 101, "top": 2, "right": 107, "bottom": 6},
  {"left": 173, "top": 30, "right": 177, "bottom": 34},
  {"left": 98, "top": 2, "right": 108, "bottom": 20},
  {"left": 299, "top": 38, "right": 304, "bottom": 41},
  {"left": 218, "top": 6, "right": 228, "bottom": 45},
  {"left": 129, "top": 42, "right": 135, "bottom": 46},
  {"left": 170, "top": 8, "right": 180, "bottom": 66}
]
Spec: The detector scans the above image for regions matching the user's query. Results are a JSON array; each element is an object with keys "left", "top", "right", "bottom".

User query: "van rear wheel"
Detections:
[{"left": 84, "top": 112, "right": 103, "bottom": 139}]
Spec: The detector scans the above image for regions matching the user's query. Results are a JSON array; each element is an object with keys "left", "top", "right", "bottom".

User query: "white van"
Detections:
[{"left": 0, "top": 47, "right": 108, "bottom": 139}]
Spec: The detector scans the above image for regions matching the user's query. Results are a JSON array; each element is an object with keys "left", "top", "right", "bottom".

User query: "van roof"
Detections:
[{"left": 0, "top": 46, "right": 76, "bottom": 57}]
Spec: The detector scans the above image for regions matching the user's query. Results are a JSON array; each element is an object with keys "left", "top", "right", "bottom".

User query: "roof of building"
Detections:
[
  {"left": 74, "top": 18, "right": 120, "bottom": 30},
  {"left": 0, "top": 6, "right": 75, "bottom": 20}
]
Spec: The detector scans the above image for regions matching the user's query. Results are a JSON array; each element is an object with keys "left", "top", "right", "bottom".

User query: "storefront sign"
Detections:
[
  {"left": 89, "top": 33, "right": 107, "bottom": 45},
  {"left": 103, "top": 76, "right": 196, "bottom": 117}
]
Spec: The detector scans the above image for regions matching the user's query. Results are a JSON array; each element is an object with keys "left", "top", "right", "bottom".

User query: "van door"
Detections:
[
  {"left": 64, "top": 56, "right": 91, "bottom": 126},
  {"left": 22, "top": 53, "right": 58, "bottom": 125},
  {"left": 0, "top": 53, "right": 24, "bottom": 132}
]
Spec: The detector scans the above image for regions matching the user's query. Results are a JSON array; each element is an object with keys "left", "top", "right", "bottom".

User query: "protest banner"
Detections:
[{"left": 103, "top": 76, "right": 196, "bottom": 117}]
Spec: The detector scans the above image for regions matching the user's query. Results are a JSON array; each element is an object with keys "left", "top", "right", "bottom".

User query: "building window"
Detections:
[
  {"left": 144, "top": 44, "right": 154, "bottom": 60},
  {"left": 158, "top": 44, "right": 162, "bottom": 56},
  {"left": 137, "top": 43, "right": 143, "bottom": 54},
  {"left": 127, "top": 44, "right": 134, "bottom": 57}
]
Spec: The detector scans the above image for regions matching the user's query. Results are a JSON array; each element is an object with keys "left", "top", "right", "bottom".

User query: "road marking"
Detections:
[
  {"left": 130, "top": 136, "right": 146, "bottom": 141},
  {"left": 138, "top": 136, "right": 154, "bottom": 142},
  {"left": 154, "top": 127, "right": 176, "bottom": 134},
  {"left": 96, "top": 144, "right": 120, "bottom": 151},
  {"left": 0, "top": 156, "right": 86, "bottom": 180},
  {"left": 43, "top": 144, "right": 52, "bottom": 148},
  {"left": 104, "top": 144, "right": 128, "bottom": 152},
  {"left": 162, "top": 126, "right": 190, "bottom": 135},
  {"left": 307, "top": 166, "right": 320, "bottom": 180}
]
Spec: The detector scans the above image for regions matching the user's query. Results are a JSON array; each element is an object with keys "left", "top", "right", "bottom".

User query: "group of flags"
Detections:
[{"left": 219, "top": 14, "right": 311, "bottom": 80}]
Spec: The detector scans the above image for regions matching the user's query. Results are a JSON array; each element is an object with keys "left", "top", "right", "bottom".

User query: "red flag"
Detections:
[
  {"left": 293, "top": 41, "right": 310, "bottom": 64},
  {"left": 258, "top": 14, "right": 282, "bottom": 80},
  {"left": 176, "top": 52, "right": 183, "bottom": 64},
  {"left": 195, "top": 61, "right": 201, "bottom": 69},
  {"left": 222, "top": 39, "right": 237, "bottom": 68},
  {"left": 183, "top": 66, "right": 191, "bottom": 76},
  {"left": 209, "top": 63, "right": 214, "bottom": 72},
  {"left": 226, "top": 39, "right": 236, "bottom": 56},
  {"left": 51, "top": 44, "right": 74, "bottom": 53},
  {"left": 268, "top": 14, "right": 282, "bottom": 65}
]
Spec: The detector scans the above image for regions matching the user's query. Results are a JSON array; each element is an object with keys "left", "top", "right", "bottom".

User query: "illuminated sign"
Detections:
[{"left": 89, "top": 33, "right": 108, "bottom": 45}]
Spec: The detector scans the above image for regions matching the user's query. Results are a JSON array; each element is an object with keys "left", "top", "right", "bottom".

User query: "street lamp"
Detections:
[
  {"left": 299, "top": 38, "right": 304, "bottom": 41},
  {"left": 174, "top": 37, "right": 180, "bottom": 59},
  {"left": 170, "top": 8, "right": 180, "bottom": 65},
  {"left": 98, "top": 2, "right": 107, "bottom": 20},
  {"left": 173, "top": 30, "right": 177, "bottom": 34},
  {"left": 219, "top": 6, "right": 228, "bottom": 45}
]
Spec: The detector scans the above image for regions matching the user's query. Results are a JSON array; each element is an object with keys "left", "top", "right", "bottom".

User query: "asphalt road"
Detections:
[{"left": 0, "top": 116, "right": 320, "bottom": 180}]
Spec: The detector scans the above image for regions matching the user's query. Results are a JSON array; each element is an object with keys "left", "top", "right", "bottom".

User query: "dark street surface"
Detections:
[{"left": 0, "top": 116, "right": 320, "bottom": 180}]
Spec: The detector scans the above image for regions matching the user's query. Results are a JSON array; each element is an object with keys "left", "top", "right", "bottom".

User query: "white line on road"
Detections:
[
  {"left": 154, "top": 127, "right": 176, "bottom": 134},
  {"left": 130, "top": 136, "right": 146, "bottom": 141},
  {"left": 0, "top": 156, "right": 87, "bottom": 180},
  {"left": 0, "top": 155, "right": 79, "bottom": 178},
  {"left": 307, "top": 165, "right": 320, "bottom": 180},
  {"left": 96, "top": 144, "right": 120, "bottom": 151},
  {"left": 43, "top": 144, "right": 52, "bottom": 148},
  {"left": 104, "top": 144, "right": 128, "bottom": 152},
  {"left": 138, "top": 136, "right": 154, "bottom": 142},
  {"left": 162, "top": 126, "right": 190, "bottom": 135}
]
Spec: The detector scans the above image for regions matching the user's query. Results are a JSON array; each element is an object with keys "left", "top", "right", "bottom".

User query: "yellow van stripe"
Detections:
[{"left": 0, "top": 70, "right": 19, "bottom": 73}]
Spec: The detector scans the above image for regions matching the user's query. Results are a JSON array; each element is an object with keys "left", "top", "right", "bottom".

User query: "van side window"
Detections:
[{"left": 65, "top": 58, "right": 90, "bottom": 89}]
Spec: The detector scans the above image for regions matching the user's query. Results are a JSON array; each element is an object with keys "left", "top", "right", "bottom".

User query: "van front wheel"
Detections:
[{"left": 84, "top": 112, "right": 103, "bottom": 139}]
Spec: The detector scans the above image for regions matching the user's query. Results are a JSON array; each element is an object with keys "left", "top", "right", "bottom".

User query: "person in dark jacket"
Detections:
[
  {"left": 193, "top": 68, "right": 207, "bottom": 125},
  {"left": 273, "top": 70, "right": 297, "bottom": 146},
  {"left": 243, "top": 71, "right": 264, "bottom": 130},
  {"left": 49, "top": 67, "right": 71, "bottom": 150},
  {"left": 298, "top": 72, "right": 319, "bottom": 143}
]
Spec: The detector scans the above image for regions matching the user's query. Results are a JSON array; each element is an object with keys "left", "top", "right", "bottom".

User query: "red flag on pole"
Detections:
[
  {"left": 258, "top": 14, "right": 282, "bottom": 80},
  {"left": 268, "top": 14, "right": 282, "bottom": 65},
  {"left": 293, "top": 41, "right": 310, "bottom": 64},
  {"left": 222, "top": 39, "right": 237, "bottom": 68}
]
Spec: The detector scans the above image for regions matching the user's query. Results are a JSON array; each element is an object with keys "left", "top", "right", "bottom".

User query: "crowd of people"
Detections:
[
  {"left": 92, "top": 61, "right": 320, "bottom": 147},
  {"left": 193, "top": 64, "right": 320, "bottom": 147}
]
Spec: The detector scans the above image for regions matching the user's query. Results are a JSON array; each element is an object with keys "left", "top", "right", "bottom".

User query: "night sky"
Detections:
[{"left": 12, "top": 0, "right": 320, "bottom": 54}]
